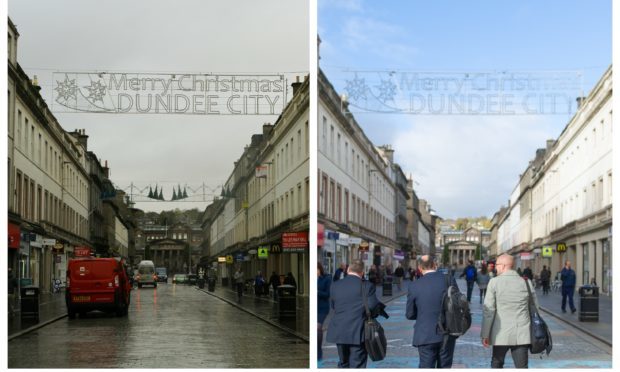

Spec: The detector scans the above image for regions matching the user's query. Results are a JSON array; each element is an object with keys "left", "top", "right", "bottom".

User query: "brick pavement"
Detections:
[{"left": 8, "top": 290, "right": 67, "bottom": 339}]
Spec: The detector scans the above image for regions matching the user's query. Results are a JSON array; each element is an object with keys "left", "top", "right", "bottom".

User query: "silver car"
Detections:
[{"left": 136, "top": 261, "right": 157, "bottom": 288}]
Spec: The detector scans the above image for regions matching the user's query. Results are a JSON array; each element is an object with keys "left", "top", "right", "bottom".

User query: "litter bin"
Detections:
[
  {"left": 383, "top": 280, "right": 393, "bottom": 297},
  {"left": 277, "top": 284, "right": 296, "bottom": 319},
  {"left": 578, "top": 285, "right": 599, "bottom": 322},
  {"left": 221, "top": 277, "right": 229, "bottom": 287},
  {"left": 198, "top": 277, "right": 205, "bottom": 289},
  {"left": 208, "top": 277, "right": 216, "bottom": 292},
  {"left": 20, "top": 286, "right": 39, "bottom": 322}
]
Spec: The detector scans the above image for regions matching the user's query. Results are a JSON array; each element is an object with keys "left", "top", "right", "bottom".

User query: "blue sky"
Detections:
[{"left": 319, "top": 0, "right": 611, "bottom": 219}]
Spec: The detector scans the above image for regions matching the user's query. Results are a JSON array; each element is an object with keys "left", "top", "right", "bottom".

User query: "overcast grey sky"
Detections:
[{"left": 9, "top": 0, "right": 309, "bottom": 213}]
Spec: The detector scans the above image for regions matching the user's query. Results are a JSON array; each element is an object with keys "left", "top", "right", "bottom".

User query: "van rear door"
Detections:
[{"left": 69, "top": 259, "right": 117, "bottom": 304}]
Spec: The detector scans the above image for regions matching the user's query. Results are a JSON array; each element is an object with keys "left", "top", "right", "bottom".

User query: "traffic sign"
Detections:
[
  {"left": 258, "top": 247, "right": 269, "bottom": 259},
  {"left": 542, "top": 246, "right": 553, "bottom": 257},
  {"left": 226, "top": 255, "right": 233, "bottom": 264},
  {"left": 557, "top": 243, "right": 567, "bottom": 252}
]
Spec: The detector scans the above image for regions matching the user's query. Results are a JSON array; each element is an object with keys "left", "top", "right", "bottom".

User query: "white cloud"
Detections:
[{"left": 392, "top": 115, "right": 561, "bottom": 218}]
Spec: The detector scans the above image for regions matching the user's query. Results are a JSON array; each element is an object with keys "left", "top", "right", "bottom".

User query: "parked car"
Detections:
[
  {"left": 187, "top": 274, "right": 198, "bottom": 285},
  {"left": 173, "top": 273, "right": 188, "bottom": 284},
  {"left": 65, "top": 257, "right": 131, "bottom": 318},
  {"left": 136, "top": 260, "right": 157, "bottom": 288},
  {"left": 155, "top": 267, "right": 168, "bottom": 283}
]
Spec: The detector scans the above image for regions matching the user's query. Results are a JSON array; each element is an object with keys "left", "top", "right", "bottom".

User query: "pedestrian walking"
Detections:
[
  {"left": 334, "top": 263, "right": 346, "bottom": 282},
  {"left": 284, "top": 272, "right": 297, "bottom": 288},
  {"left": 406, "top": 255, "right": 460, "bottom": 368},
  {"left": 560, "top": 260, "right": 577, "bottom": 313},
  {"left": 481, "top": 254, "right": 539, "bottom": 368},
  {"left": 269, "top": 271, "right": 280, "bottom": 300},
  {"left": 488, "top": 262, "right": 497, "bottom": 278},
  {"left": 476, "top": 265, "right": 491, "bottom": 304},
  {"left": 460, "top": 260, "right": 478, "bottom": 303},
  {"left": 254, "top": 271, "right": 265, "bottom": 296},
  {"left": 326, "top": 259, "right": 383, "bottom": 368},
  {"left": 522, "top": 265, "right": 533, "bottom": 281},
  {"left": 368, "top": 265, "right": 378, "bottom": 284},
  {"left": 394, "top": 263, "right": 405, "bottom": 291},
  {"left": 233, "top": 267, "right": 244, "bottom": 301},
  {"left": 8, "top": 268, "right": 17, "bottom": 315},
  {"left": 317, "top": 263, "right": 332, "bottom": 361},
  {"left": 516, "top": 267, "right": 523, "bottom": 277},
  {"left": 540, "top": 265, "right": 551, "bottom": 295}
]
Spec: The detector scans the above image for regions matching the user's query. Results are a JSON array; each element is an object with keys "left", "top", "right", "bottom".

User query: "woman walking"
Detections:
[{"left": 317, "top": 263, "right": 331, "bottom": 361}]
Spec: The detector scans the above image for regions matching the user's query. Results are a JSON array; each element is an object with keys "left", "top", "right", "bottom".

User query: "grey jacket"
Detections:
[{"left": 481, "top": 270, "right": 539, "bottom": 346}]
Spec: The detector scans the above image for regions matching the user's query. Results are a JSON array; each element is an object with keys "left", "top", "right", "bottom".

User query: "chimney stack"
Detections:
[
  {"left": 546, "top": 139, "right": 556, "bottom": 151},
  {"left": 576, "top": 96, "right": 586, "bottom": 109},
  {"left": 262, "top": 123, "right": 273, "bottom": 136},
  {"left": 32, "top": 75, "right": 41, "bottom": 92},
  {"left": 291, "top": 76, "right": 302, "bottom": 95}
]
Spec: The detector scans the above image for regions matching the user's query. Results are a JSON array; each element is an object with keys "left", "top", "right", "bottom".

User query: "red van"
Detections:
[{"left": 66, "top": 257, "right": 131, "bottom": 318}]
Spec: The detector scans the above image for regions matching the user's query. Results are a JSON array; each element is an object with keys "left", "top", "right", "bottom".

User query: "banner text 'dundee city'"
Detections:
[{"left": 52, "top": 72, "right": 286, "bottom": 115}]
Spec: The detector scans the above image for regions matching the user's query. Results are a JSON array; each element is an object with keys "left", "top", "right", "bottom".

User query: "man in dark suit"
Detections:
[
  {"left": 326, "top": 259, "right": 379, "bottom": 368},
  {"left": 406, "top": 255, "right": 459, "bottom": 368}
]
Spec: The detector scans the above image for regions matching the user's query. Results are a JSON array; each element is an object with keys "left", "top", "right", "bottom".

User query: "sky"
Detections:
[
  {"left": 8, "top": 0, "right": 309, "bottom": 213},
  {"left": 319, "top": 0, "right": 611, "bottom": 219}
]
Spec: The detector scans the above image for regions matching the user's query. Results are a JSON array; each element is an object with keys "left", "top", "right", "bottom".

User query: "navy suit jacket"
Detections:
[
  {"left": 326, "top": 274, "right": 379, "bottom": 345},
  {"left": 406, "top": 271, "right": 458, "bottom": 346}
]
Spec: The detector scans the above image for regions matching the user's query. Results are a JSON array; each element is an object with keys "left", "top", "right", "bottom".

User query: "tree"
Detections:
[
  {"left": 474, "top": 244, "right": 482, "bottom": 260},
  {"left": 442, "top": 243, "right": 451, "bottom": 265},
  {"left": 454, "top": 218, "right": 469, "bottom": 230}
]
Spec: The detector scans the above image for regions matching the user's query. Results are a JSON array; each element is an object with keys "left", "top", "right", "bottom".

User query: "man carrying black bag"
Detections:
[
  {"left": 327, "top": 259, "right": 387, "bottom": 368},
  {"left": 481, "top": 254, "right": 541, "bottom": 368},
  {"left": 406, "top": 254, "right": 462, "bottom": 368}
]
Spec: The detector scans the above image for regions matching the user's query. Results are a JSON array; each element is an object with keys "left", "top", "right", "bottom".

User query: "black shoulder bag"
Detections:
[
  {"left": 361, "top": 281, "right": 387, "bottom": 362},
  {"left": 525, "top": 279, "right": 552, "bottom": 355}
]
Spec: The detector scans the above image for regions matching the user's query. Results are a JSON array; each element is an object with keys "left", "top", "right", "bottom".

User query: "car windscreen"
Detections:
[
  {"left": 139, "top": 266, "right": 155, "bottom": 275},
  {"left": 156, "top": 268, "right": 166, "bottom": 275}
]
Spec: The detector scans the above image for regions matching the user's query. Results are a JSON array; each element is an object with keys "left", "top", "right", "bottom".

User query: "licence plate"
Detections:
[{"left": 72, "top": 295, "right": 91, "bottom": 302}]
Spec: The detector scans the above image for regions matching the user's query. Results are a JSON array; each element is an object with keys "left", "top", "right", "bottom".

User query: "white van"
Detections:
[{"left": 136, "top": 260, "right": 157, "bottom": 288}]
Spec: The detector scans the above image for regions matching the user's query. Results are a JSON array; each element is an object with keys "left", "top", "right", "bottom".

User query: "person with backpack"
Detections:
[
  {"left": 476, "top": 265, "right": 491, "bottom": 304},
  {"left": 522, "top": 265, "right": 533, "bottom": 281},
  {"left": 460, "top": 260, "right": 478, "bottom": 303},
  {"left": 406, "top": 254, "right": 463, "bottom": 368},
  {"left": 539, "top": 266, "right": 551, "bottom": 295},
  {"left": 481, "top": 254, "right": 539, "bottom": 368},
  {"left": 327, "top": 259, "right": 383, "bottom": 368}
]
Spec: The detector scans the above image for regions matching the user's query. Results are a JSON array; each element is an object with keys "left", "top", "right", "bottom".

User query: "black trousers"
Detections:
[
  {"left": 336, "top": 344, "right": 367, "bottom": 368},
  {"left": 491, "top": 345, "right": 529, "bottom": 368},
  {"left": 542, "top": 281, "right": 550, "bottom": 294},
  {"left": 479, "top": 288, "right": 487, "bottom": 303},
  {"left": 466, "top": 281, "right": 475, "bottom": 302},
  {"left": 417, "top": 336, "right": 457, "bottom": 368}
]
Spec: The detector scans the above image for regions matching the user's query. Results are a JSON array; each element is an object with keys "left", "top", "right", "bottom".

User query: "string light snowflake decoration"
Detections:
[
  {"left": 54, "top": 74, "right": 77, "bottom": 103},
  {"left": 374, "top": 78, "right": 397, "bottom": 103},
  {"left": 83, "top": 80, "right": 107, "bottom": 104},
  {"left": 344, "top": 74, "right": 369, "bottom": 102}
]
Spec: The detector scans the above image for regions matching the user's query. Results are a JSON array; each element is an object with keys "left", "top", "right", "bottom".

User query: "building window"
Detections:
[
  {"left": 17, "top": 110, "right": 21, "bottom": 148},
  {"left": 322, "top": 116, "right": 327, "bottom": 153},
  {"left": 582, "top": 242, "right": 590, "bottom": 285},
  {"left": 345, "top": 189, "right": 349, "bottom": 223},
  {"left": 15, "top": 172, "right": 22, "bottom": 215},
  {"left": 345, "top": 142, "right": 349, "bottom": 172},
  {"left": 330, "top": 125, "right": 335, "bottom": 159},
  {"left": 30, "top": 124, "right": 35, "bottom": 158},
  {"left": 337, "top": 133, "right": 341, "bottom": 166},
  {"left": 298, "top": 183, "right": 302, "bottom": 215},
  {"left": 38, "top": 133, "right": 42, "bottom": 165},
  {"left": 321, "top": 173, "right": 328, "bottom": 215},
  {"left": 297, "top": 129, "right": 302, "bottom": 162},
  {"left": 337, "top": 184, "right": 342, "bottom": 223},
  {"left": 330, "top": 180, "right": 335, "bottom": 219}
]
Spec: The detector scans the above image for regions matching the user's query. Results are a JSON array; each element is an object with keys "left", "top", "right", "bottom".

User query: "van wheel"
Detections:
[
  {"left": 68, "top": 308, "right": 76, "bottom": 319},
  {"left": 154, "top": 283, "right": 157, "bottom": 288},
  {"left": 116, "top": 301, "right": 126, "bottom": 317},
  {"left": 138, "top": 283, "right": 142, "bottom": 288}
]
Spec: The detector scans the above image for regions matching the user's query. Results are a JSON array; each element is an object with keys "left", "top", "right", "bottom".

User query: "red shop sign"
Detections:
[
  {"left": 74, "top": 246, "right": 92, "bottom": 257},
  {"left": 282, "top": 232, "right": 308, "bottom": 251},
  {"left": 8, "top": 223, "right": 20, "bottom": 249},
  {"left": 317, "top": 224, "right": 324, "bottom": 247}
]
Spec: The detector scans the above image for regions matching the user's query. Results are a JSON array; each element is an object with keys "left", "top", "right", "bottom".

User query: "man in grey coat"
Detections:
[{"left": 481, "top": 254, "right": 539, "bottom": 368}]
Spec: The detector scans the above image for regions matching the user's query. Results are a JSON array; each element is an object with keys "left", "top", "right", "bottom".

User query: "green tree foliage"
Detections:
[
  {"left": 474, "top": 244, "right": 481, "bottom": 260},
  {"left": 442, "top": 244, "right": 451, "bottom": 265}
]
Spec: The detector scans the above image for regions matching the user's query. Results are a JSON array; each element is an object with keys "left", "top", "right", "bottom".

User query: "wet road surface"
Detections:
[{"left": 8, "top": 282, "right": 308, "bottom": 368}]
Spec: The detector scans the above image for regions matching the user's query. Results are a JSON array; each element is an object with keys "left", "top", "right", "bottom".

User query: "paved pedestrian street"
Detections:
[
  {"left": 319, "top": 280, "right": 611, "bottom": 368},
  {"left": 9, "top": 283, "right": 308, "bottom": 368}
]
